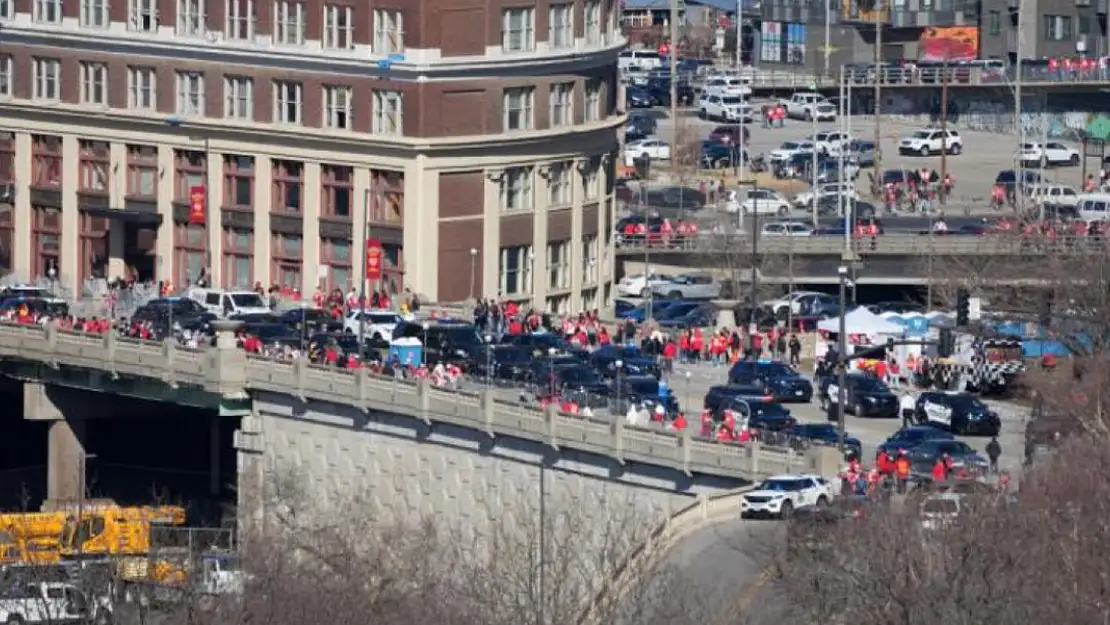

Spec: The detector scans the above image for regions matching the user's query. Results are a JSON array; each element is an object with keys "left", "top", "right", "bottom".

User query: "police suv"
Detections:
[
  {"left": 915, "top": 391, "right": 1002, "bottom": 436},
  {"left": 740, "top": 474, "right": 834, "bottom": 519}
]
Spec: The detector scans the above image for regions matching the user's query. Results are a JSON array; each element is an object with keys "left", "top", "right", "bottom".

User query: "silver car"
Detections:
[{"left": 651, "top": 274, "right": 722, "bottom": 300}]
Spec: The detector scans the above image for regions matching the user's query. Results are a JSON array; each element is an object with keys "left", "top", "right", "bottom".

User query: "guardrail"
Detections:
[
  {"left": 842, "top": 64, "right": 1110, "bottom": 87},
  {"left": 615, "top": 232, "right": 1107, "bottom": 255},
  {"left": 578, "top": 485, "right": 757, "bottom": 625},
  {"left": 0, "top": 323, "right": 826, "bottom": 482}
]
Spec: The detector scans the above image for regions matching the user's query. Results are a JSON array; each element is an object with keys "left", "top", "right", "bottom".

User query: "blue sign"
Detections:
[
  {"left": 377, "top": 59, "right": 392, "bottom": 70},
  {"left": 904, "top": 317, "right": 929, "bottom": 335},
  {"left": 387, "top": 53, "right": 405, "bottom": 62}
]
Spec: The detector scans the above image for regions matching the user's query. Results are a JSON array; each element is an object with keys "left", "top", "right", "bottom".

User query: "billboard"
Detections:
[
  {"left": 919, "top": 26, "right": 979, "bottom": 62},
  {"left": 760, "top": 22, "right": 806, "bottom": 64}
]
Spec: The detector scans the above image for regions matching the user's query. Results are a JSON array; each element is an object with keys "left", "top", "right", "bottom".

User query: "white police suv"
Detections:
[{"left": 740, "top": 474, "right": 834, "bottom": 519}]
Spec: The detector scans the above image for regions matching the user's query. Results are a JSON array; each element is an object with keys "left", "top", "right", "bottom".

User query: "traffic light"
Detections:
[
  {"left": 938, "top": 328, "right": 954, "bottom": 358},
  {"left": 956, "top": 288, "right": 970, "bottom": 327},
  {"left": 1039, "top": 291, "right": 1053, "bottom": 328}
]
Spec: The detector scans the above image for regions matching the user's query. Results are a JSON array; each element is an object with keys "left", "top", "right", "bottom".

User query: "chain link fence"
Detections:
[{"left": 0, "top": 273, "right": 159, "bottom": 319}]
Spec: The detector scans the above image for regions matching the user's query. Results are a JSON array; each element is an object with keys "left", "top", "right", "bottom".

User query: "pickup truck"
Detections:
[
  {"left": 0, "top": 582, "right": 112, "bottom": 625},
  {"left": 779, "top": 92, "right": 829, "bottom": 120}
]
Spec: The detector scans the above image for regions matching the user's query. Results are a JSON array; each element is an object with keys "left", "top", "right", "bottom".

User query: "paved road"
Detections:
[{"left": 645, "top": 107, "right": 1083, "bottom": 205}]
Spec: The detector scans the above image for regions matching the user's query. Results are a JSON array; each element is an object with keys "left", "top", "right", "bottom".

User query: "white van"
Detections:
[
  {"left": 187, "top": 287, "right": 272, "bottom": 318},
  {"left": 1075, "top": 193, "right": 1110, "bottom": 222},
  {"left": 702, "top": 75, "right": 753, "bottom": 98},
  {"left": 618, "top": 49, "right": 663, "bottom": 71}
]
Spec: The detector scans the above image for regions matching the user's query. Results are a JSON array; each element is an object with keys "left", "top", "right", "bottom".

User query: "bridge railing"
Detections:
[
  {"left": 0, "top": 322, "right": 835, "bottom": 482},
  {"left": 842, "top": 64, "right": 1110, "bottom": 87},
  {"left": 615, "top": 232, "right": 1109, "bottom": 255}
]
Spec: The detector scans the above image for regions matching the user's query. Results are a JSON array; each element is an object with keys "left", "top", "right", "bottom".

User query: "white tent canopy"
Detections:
[{"left": 817, "top": 307, "right": 905, "bottom": 335}]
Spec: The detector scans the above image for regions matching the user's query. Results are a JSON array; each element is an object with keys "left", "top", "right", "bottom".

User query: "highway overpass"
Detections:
[{"left": 0, "top": 322, "right": 840, "bottom": 547}]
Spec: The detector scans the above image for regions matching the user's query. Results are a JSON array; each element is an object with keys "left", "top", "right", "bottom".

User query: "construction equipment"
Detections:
[
  {"left": 115, "top": 527, "right": 243, "bottom": 606},
  {"left": 0, "top": 512, "right": 67, "bottom": 565},
  {"left": 57, "top": 505, "right": 186, "bottom": 560}
]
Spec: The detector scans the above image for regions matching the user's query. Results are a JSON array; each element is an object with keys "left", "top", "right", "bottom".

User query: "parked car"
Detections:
[
  {"left": 708, "top": 125, "right": 750, "bottom": 146},
  {"left": 898, "top": 128, "right": 963, "bottom": 156},
  {"left": 761, "top": 221, "right": 812, "bottom": 237},
  {"left": 738, "top": 188, "right": 791, "bottom": 215},
  {"left": 701, "top": 140, "right": 745, "bottom": 169},
  {"left": 793, "top": 182, "right": 859, "bottom": 208},
  {"left": 617, "top": 273, "right": 675, "bottom": 298},
  {"left": 624, "top": 138, "right": 671, "bottom": 161},
  {"left": 650, "top": 274, "right": 722, "bottom": 300},
  {"left": 1018, "top": 141, "right": 1080, "bottom": 167}
]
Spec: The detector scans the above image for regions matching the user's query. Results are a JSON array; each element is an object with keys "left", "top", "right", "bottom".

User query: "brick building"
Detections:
[{"left": 0, "top": 0, "right": 624, "bottom": 312}]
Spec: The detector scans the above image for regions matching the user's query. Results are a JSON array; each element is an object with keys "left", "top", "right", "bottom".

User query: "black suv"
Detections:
[
  {"left": 915, "top": 391, "right": 1001, "bottom": 436},
  {"left": 728, "top": 361, "right": 813, "bottom": 403},
  {"left": 704, "top": 384, "right": 771, "bottom": 414},
  {"left": 393, "top": 320, "right": 485, "bottom": 366},
  {"left": 825, "top": 374, "right": 898, "bottom": 418}
]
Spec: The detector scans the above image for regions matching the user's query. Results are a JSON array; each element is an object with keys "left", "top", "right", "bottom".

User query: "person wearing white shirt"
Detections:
[{"left": 900, "top": 392, "right": 917, "bottom": 429}]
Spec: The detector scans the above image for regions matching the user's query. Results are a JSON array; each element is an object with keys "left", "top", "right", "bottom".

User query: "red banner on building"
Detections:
[
  {"left": 365, "top": 237, "right": 383, "bottom": 281},
  {"left": 188, "top": 185, "right": 206, "bottom": 225}
]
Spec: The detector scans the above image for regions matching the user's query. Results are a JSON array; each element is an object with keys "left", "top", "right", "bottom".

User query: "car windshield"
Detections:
[
  {"left": 722, "top": 97, "right": 741, "bottom": 105},
  {"left": 492, "top": 346, "right": 530, "bottom": 363},
  {"left": 781, "top": 142, "right": 801, "bottom": 150},
  {"left": 440, "top": 326, "right": 483, "bottom": 347},
  {"left": 756, "top": 479, "right": 807, "bottom": 492},
  {"left": 949, "top": 395, "right": 987, "bottom": 411},
  {"left": 936, "top": 441, "right": 973, "bottom": 455},
  {"left": 798, "top": 424, "right": 837, "bottom": 437},
  {"left": 757, "top": 363, "right": 796, "bottom": 378},
  {"left": 231, "top": 293, "right": 266, "bottom": 307},
  {"left": 751, "top": 402, "right": 791, "bottom": 418},
  {"left": 627, "top": 378, "right": 660, "bottom": 395},
  {"left": 922, "top": 499, "right": 959, "bottom": 515},
  {"left": 597, "top": 345, "right": 644, "bottom": 360},
  {"left": 852, "top": 376, "right": 890, "bottom": 392},
  {"left": 912, "top": 131, "right": 931, "bottom": 139}
]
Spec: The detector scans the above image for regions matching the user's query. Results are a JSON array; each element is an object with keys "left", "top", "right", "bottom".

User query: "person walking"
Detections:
[
  {"left": 986, "top": 436, "right": 1002, "bottom": 473},
  {"left": 788, "top": 334, "right": 802, "bottom": 366},
  {"left": 900, "top": 391, "right": 916, "bottom": 429}
]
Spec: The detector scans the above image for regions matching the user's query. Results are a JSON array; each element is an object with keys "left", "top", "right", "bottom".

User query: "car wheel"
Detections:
[
  {"left": 667, "top": 290, "right": 682, "bottom": 299},
  {"left": 778, "top": 500, "right": 794, "bottom": 519},
  {"left": 640, "top": 287, "right": 652, "bottom": 298},
  {"left": 699, "top": 109, "right": 707, "bottom": 119},
  {"left": 950, "top": 143, "right": 962, "bottom": 155},
  {"left": 1070, "top": 154, "right": 1080, "bottom": 166},
  {"left": 816, "top": 495, "right": 828, "bottom": 507},
  {"left": 919, "top": 145, "right": 931, "bottom": 157},
  {"left": 777, "top": 205, "right": 789, "bottom": 215},
  {"left": 854, "top": 401, "right": 865, "bottom": 417}
]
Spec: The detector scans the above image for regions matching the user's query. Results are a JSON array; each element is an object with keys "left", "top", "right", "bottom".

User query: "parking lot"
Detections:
[{"left": 639, "top": 102, "right": 1089, "bottom": 210}]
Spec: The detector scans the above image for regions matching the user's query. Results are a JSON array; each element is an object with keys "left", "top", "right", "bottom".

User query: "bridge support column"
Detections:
[
  {"left": 209, "top": 413, "right": 221, "bottom": 497},
  {"left": 24, "top": 382, "right": 88, "bottom": 504}
]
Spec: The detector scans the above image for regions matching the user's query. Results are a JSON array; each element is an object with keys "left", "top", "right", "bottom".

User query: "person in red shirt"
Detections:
[
  {"left": 324, "top": 345, "right": 339, "bottom": 365},
  {"left": 700, "top": 410, "right": 713, "bottom": 437},
  {"left": 346, "top": 353, "right": 359, "bottom": 369},
  {"left": 932, "top": 458, "right": 948, "bottom": 483},
  {"left": 715, "top": 425, "right": 734, "bottom": 442},
  {"left": 662, "top": 340, "right": 677, "bottom": 373},
  {"left": 690, "top": 329, "right": 704, "bottom": 361},
  {"left": 673, "top": 412, "right": 688, "bottom": 431},
  {"left": 508, "top": 318, "right": 523, "bottom": 335},
  {"left": 876, "top": 449, "right": 892, "bottom": 475},
  {"left": 597, "top": 327, "right": 611, "bottom": 345}
]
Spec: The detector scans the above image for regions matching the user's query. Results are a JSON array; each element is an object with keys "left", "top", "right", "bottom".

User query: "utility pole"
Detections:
[
  {"left": 823, "top": 0, "right": 831, "bottom": 78},
  {"left": 939, "top": 56, "right": 950, "bottom": 205},
  {"left": 871, "top": 0, "right": 884, "bottom": 196},
  {"left": 1014, "top": 0, "right": 1025, "bottom": 216},
  {"left": 669, "top": 0, "right": 679, "bottom": 172}
]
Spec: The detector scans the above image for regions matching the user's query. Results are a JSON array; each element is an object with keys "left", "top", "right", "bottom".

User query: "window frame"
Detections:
[
  {"left": 33, "top": 57, "right": 61, "bottom": 102},
  {"left": 498, "top": 245, "right": 533, "bottom": 296},
  {"left": 177, "top": 0, "right": 206, "bottom": 36},
  {"left": 174, "top": 149, "right": 207, "bottom": 202},
  {"left": 128, "top": 0, "right": 158, "bottom": 32},
  {"left": 548, "top": 162, "right": 571, "bottom": 207},
  {"left": 324, "top": 85, "right": 352, "bottom": 130},
  {"left": 79, "top": 61, "right": 108, "bottom": 106},
  {"left": 372, "top": 89, "right": 403, "bottom": 136},
  {"left": 271, "top": 231, "right": 303, "bottom": 288},
  {"left": 547, "top": 240, "right": 570, "bottom": 290},
  {"left": 581, "top": 235, "right": 599, "bottom": 284},
  {"left": 175, "top": 70, "right": 205, "bottom": 116},
  {"left": 273, "top": 0, "right": 306, "bottom": 45},
  {"left": 372, "top": 9, "right": 404, "bottom": 55},
  {"left": 548, "top": 4, "right": 572, "bottom": 49},
  {"left": 33, "top": 0, "right": 61, "bottom": 24},
  {"left": 323, "top": 4, "right": 354, "bottom": 50},
  {"left": 226, "top": 0, "right": 256, "bottom": 40},
  {"left": 80, "top": 0, "right": 109, "bottom": 28},
  {"left": 31, "top": 135, "right": 62, "bottom": 189},
  {"left": 320, "top": 164, "right": 353, "bottom": 219},
  {"left": 274, "top": 80, "right": 304, "bottom": 125},
  {"left": 549, "top": 82, "right": 573, "bottom": 127},
  {"left": 224, "top": 155, "right": 255, "bottom": 209},
  {"left": 222, "top": 228, "right": 253, "bottom": 289},
  {"left": 78, "top": 140, "right": 110, "bottom": 194},
  {"left": 126, "top": 144, "right": 159, "bottom": 199},
  {"left": 271, "top": 159, "right": 304, "bottom": 214},
  {"left": 369, "top": 169, "right": 404, "bottom": 226},
  {"left": 584, "top": 0, "right": 602, "bottom": 45},
  {"left": 503, "top": 87, "right": 535, "bottom": 131},
  {"left": 585, "top": 78, "right": 602, "bottom": 122},
  {"left": 501, "top": 167, "right": 534, "bottom": 212},
  {"left": 225, "top": 75, "right": 254, "bottom": 120},
  {"left": 501, "top": 7, "right": 535, "bottom": 52},
  {"left": 0, "top": 56, "right": 12, "bottom": 98},
  {"left": 128, "top": 66, "right": 157, "bottom": 110}
]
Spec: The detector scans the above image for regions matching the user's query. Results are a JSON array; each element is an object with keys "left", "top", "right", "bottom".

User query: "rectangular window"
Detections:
[
  {"left": 324, "top": 4, "right": 354, "bottom": 50},
  {"left": 321, "top": 164, "right": 353, "bottom": 218},
  {"left": 272, "top": 160, "right": 303, "bottom": 213},
  {"left": 226, "top": 0, "right": 255, "bottom": 40},
  {"left": 1043, "top": 14, "right": 1073, "bottom": 40},
  {"left": 0, "top": 56, "right": 12, "bottom": 97},
  {"left": 126, "top": 144, "right": 158, "bottom": 198},
  {"left": 987, "top": 10, "right": 999, "bottom": 36},
  {"left": 503, "top": 87, "right": 534, "bottom": 131},
  {"left": 274, "top": 0, "right": 305, "bottom": 45},
  {"left": 177, "top": 0, "right": 205, "bottom": 36},
  {"left": 549, "top": 82, "right": 573, "bottom": 127},
  {"left": 175, "top": 223, "right": 205, "bottom": 289},
  {"left": 584, "top": 0, "right": 601, "bottom": 45},
  {"left": 502, "top": 8, "right": 535, "bottom": 52},
  {"left": 272, "top": 232, "right": 302, "bottom": 288},
  {"left": 583, "top": 158, "right": 599, "bottom": 200},
  {"left": 547, "top": 240, "right": 570, "bottom": 290},
  {"left": 80, "top": 0, "right": 109, "bottom": 28},
  {"left": 0, "top": 0, "right": 12, "bottom": 20},
  {"left": 79, "top": 140, "right": 110, "bottom": 193},
  {"left": 1079, "top": 14, "right": 1092, "bottom": 35},
  {"left": 225, "top": 76, "right": 253, "bottom": 120},
  {"left": 128, "top": 66, "right": 157, "bottom": 110},
  {"left": 32, "top": 135, "right": 62, "bottom": 188},
  {"left": 224, "top": 155, "right": 254, "bottom": 207},
  {"left": 372, "top": 90, "right": 403, "bottom": 135},
  {"left": 498, "top": 245, "right": 533, "bottom": 296},
  {"left": 174, "top": 149, "right": 206, "bottom": 201},
  {"left": 129, "top": 0, "right": 157, "bottom": 31},
  {"left": 324, "top": 85, "right": 352, "bottom": 130},
  {"left": 501, "top": 167, "right": 533, "bottom": 212},
  {"left": 175, "top": 71, "right": 205, "bottom": 116},
  {"left": 548, "top": 4, "right": 572, "bottom": 49},
  {"left": 33, "top": 207, "right": 61, "bottom": 280},
  {"left": 223, "top": 229, "right": 253, "bottom": 289},
  {"left": 274, "top": 80, "right": 303, "bottom": 124},
  {"left": 34, "top": 0, "right": 61, "bottom": 23},
  {"left": 320, "top": 238, "right": 351, "bottom": 291},
  {"left": 585, "top": 78, "right": 601, "bottom": 122},
  {"left": 548, "top": 162, "right": 571, "bottom": 207},
  {"left": 80, "top": 62, "right": 108, "bottom": 106},
  {"left": 33, "top": 58, "right": 60, "bottom": 102},
  {"left": 369, "top": 170, "right": 404, "bottom": 225},
  {"left": 581, "top": 236, "right": 598, "bottom": 284},
  {"left": 372, "top": 9, "right": 404, "bottom": 54}
]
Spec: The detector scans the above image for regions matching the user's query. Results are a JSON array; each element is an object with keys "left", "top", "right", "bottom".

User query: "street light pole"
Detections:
[
  {"left": 469, "top": 248, "right": 479, "bottom": 300},
  {"left": 615, "top": 359, "right": 623, "bottom": 416},
  {"left": 836, "top": 265, "right": 848, "bottom": 452},
  {"left": 358, "top": 188, "right": 370, "bottom": 346}
]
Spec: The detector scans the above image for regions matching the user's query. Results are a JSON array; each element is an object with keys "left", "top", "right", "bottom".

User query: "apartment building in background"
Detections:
[
  {"left": 0, "top": 0, "right": 624, "bottom": 312},
  {"left": 753, "top": 0, "right": 1108, "bottom": 73}
]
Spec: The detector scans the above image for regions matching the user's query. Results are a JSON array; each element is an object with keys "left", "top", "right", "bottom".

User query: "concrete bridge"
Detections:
[
  {"left": 616, "top": 234, "right": 1081, "bottom": 285},
  {"left": 0, "top": 322, "right": 838, "bottom": 541}
]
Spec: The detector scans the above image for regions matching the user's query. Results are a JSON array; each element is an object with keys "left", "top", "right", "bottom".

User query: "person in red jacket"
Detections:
[
  {"left": 932, "top": 457, "right": 949, "bottom": 483},
  {"left": 876, "top": 449, "right": 893, "bottom": 475},
  {"left": 673, "top": 412, "right": 688, "bottom": 431},
  {"left": 662, "top": 340, "right": 677, "bottom": 373}
]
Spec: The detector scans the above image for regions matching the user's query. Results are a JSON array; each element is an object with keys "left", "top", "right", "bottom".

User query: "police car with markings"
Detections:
[{"left": 915, "top": 391, "right": 1002, "bottom": 436}]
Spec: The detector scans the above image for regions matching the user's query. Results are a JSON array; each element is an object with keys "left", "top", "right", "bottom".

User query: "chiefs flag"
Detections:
[{"left": 189, "top": 185, "right": 206, "bottom": 225}]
